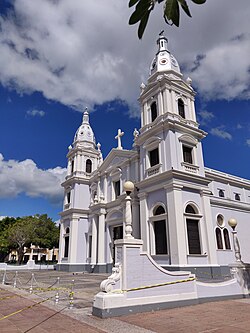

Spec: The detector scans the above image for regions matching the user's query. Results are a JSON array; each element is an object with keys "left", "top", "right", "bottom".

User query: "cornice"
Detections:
[
  {"left": 205, "top": 168, "right": 250, "bottom": 188},
  {"left": 210, "top": 197, "right": 250, "bottom": 212},
  {"left": 59, "top": 208, "right": 89, "bottom": 218}
]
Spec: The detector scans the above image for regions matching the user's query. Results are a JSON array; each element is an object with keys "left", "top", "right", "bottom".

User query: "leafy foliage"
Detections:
[
  {"left": 0, "top": 214, "right": 59, "bottom": 264},
  {"left": 129, "top": 0, "right": 206, "bottom": 39},
  {"left": 0, "top": 217, "right": 16, "bottom": 261}
]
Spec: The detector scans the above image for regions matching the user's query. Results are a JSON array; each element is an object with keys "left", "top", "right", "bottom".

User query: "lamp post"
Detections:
[
  {"left": 228, "top": 218, "right": 242, "bottom": 263},
  {"left": 123, "top": 181, "right": 135, "bottom": 239}
]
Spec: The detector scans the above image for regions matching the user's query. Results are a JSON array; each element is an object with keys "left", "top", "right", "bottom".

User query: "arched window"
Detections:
[
  {"left": 215, "top": 214, "right": 231, "bottom": 250},
  {"left": 151, "top": 101, "right": 157, "bottom": 122},
  {"left": 178, "top": 99, "right": 185, "bottom": 118},
  {"left": 235, "top": 193, "right": 240, "bottom": 201},
  {"left": 218, "top": 189, "right": 225, "bottom": 198},
  {"left": 86, "top": 159, "right": 92, "bottom": 173},
  {"left": 215, "top": 227, "right": 223, "bottom": 249},
  {"left": 71, "top": 160, "right": 74, "bottom": 173},
  {"left": 223, "top": 229, "right": 231, "bottom": 250},
  {"left": 64, "top": 227, "right": 70, "bottom": 258},
  {"left": 154, "top": 206, "right": 165, "bottom": 215},
  {"left": 185, "top": 204, "right": 196, "bottom": 214},
  {"left": 185, "top": 204, "right": 201, "bottom": 255},
  {"left": 153, "top": 205, "right": 167, "bottom": 255}
]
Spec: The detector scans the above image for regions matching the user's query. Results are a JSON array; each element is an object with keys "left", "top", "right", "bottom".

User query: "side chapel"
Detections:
[{"left": 58, "top": 35, "right": 250, "bottom": 277}]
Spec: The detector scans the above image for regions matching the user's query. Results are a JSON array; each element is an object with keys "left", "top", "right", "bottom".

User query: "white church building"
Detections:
[{"left": 58, "top": 35, "right": 250, "bottom": 278}]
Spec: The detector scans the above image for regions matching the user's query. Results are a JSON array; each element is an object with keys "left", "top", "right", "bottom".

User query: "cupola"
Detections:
[
  {"left": 150, "top": 34, "right": 180, "bottom": 76},
  {"left": 73, "top": 108, "right": 96, "bottom": 148}
]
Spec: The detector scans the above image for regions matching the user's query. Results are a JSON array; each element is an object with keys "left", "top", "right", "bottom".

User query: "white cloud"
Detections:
[
  {"left": 0, "top": 0, "right": 249, "bottom": 116},
  {"left": 246, "top": 139, "right": 250, "bottom": 147},
  {"left": 0, "top": 153, "right": 66, "bottom": 204},
  {"left": 26, "top": 109, "right": 45, "bottom": 117},
  {"left": 198, "top": 110, "right": 214, "bottom": 125},
  {"left": 189, "top": 35, "right": 250, "bottom": 101},
  {"left": 210, "top": 127, "right": 232, "bottom": 140}
]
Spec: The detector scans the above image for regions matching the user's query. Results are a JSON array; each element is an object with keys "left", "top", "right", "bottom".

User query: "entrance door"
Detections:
[{"left": 112, "top": 225, "right": 123, "bottom": 264}]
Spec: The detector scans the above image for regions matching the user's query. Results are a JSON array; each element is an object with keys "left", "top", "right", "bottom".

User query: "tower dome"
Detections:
[
  {"left": 73, "top": 108, "right": 96, "bottom": 148},
  {"left": 150, "top": 34, "right": 180, "bottom": 76}
]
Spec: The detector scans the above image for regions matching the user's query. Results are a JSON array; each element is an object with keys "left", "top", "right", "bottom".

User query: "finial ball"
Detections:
[
  {"left": 124, "top": 181, "right": 134, "bottom": 193},
  {"left": 228, "top": 218, "right": 237, "bottom": 229}
]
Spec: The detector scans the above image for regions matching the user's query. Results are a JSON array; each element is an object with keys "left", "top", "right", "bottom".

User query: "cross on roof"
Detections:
[{"left": 115, "top": 129, "right": 124, "bottom": 150}]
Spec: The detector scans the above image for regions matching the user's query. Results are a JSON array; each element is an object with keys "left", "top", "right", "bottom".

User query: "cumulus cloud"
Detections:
[
  {"left": 0, "top": 153, "right": 66, "bottom": 204},
  {"left": 0, "top": 0, "right": 249, "bottom": 116},
  {"left": 246, "top": 139, "right": 250, "bottom": 147},
  {"left": 210, "top": 127, "right": 232, "bottom": 140},
  {"left": 26, "top": 109, "right": 45, "bottom": 117},
  {"left": 189, "top": 35, "right": 250, "bottom": 101}
]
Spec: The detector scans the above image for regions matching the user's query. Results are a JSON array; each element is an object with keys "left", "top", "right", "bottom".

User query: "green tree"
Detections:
[
  {"left": 8, "top": 217, "right": 34, "bottom": 264},
  {"left": 129, "top": 0, "right": 206, "bottom": 39},
  {"left": 0, "top": 217, "right": 16, "bottom": 261},
  {"left": 7, "top": 214, "right": 59, "bottom": 264}
]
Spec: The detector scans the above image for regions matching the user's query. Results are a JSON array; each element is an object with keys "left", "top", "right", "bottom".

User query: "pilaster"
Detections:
[
  {"left": 91, "top": 215, "right": 98, "bottom": 265},
  {"left": 138, "top": 192, "right": 149, "bottom": 251},
  {"left": 97, "top": 209, "right": 106, "bottom": 264},
  {"left": 200, "top": 189, "right": 218, "bottom": 265},
  {"left": 165, "top": 184, "right": 187, "bottom": 265}
]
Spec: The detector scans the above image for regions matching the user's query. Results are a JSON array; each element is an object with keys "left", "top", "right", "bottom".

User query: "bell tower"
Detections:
[
  {"left": 58, "top": 108, "right": 102, "bottom": 271},
  {"left": 136, "top": 34, "right": 207, "bottom": 179}
]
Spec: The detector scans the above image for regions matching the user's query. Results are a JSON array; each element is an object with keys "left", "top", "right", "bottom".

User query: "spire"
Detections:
[
  {"left": 157, "top": 31, "right": 168, "bottom": 53},
  {"left": 82, "top": 107, "right": 89, "bottom": 124}
]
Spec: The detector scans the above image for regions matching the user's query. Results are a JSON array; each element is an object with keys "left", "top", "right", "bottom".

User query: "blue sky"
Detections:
[{"left": 0, "top": 0, "right": 249, "bottom": 221}]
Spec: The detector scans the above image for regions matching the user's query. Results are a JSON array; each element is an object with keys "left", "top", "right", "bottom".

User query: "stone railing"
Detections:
[
  {"left": 181, "top": 162, "right": 199, "bottom": 174},
  {"left": 147, "top": 164, "right": 161, "bottom": 177}
]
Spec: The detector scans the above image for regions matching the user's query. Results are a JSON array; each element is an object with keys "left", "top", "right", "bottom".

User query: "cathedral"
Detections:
[{"left": 57, "top": 35, "right": 250, "bottom": 277}]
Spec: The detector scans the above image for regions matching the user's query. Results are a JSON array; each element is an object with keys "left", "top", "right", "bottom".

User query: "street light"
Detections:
[{"left": 228, "top": 218, "right": 242, "bottom": 263}]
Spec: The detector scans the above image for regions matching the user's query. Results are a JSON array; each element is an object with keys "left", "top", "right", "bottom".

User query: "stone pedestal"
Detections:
[
  {"left": 229, "top": 262, "right": 250, "bottom": 297},
  {"left": 92, "top": 238, "right": 197, "bottom": 318}
]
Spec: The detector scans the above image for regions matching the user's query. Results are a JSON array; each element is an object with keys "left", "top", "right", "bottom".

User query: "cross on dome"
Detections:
[{"left": 115, "top": 129, "right": 124, "bottom": 150}]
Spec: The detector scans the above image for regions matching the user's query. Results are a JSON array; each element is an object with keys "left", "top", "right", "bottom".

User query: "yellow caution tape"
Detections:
[
  {"left": 112, "top": 277, "right": 196, "bottom": 293},
  {"left": 0, "top": 296, "right": 53, "bottom": 321},
  {"left": 0, "top": 295, "right": 18, "bottom": 301}
]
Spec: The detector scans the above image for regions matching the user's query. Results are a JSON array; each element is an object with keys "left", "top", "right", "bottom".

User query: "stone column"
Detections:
[
  {"left": 158, "top": 90, "right": 164, "bottom": 115},
  {"left": 132, "top": 196, "right": 140, "bottom": 239},
  {"left": 91, "top": 215, "right": 98, "bottom": 265},
  {"left": 138, "top": 192, "right": 149, "bottom": 251},
  {"left": 98, "top": 210, "right": 106, "bottom": 265},
  {"left": 165, "top": 184, "right": 187, "bottom": 265},
  {"left": 69, "top": 217, "right": 79, "bottom": 262},
  {"left": 171, "top": 90, "right": 176, "bottom": 114},
  {"left": 58, "top": 222, "right": 65, "bottom": 263},
  {"left": 190, "top": 99, "right": 196, "bottom": 122}
]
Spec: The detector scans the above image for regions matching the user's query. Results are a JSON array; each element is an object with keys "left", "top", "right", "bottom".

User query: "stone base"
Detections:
[
  {"left": 93, "top": 293, "right": 243, "bottom": 318},
  {"left": 162, "top": 265, "right": 231, "bottom": 280},
  {"left": 93, "top": 239, "right": 244, "bottom": 318},
  {"left": 56, "top": 263, "right": 113, "bottom": 273}
]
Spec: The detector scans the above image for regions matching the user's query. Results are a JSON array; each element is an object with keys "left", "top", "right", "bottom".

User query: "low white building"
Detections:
[{"left": 58, "top": 35, "right": 250, "bottom": 278}]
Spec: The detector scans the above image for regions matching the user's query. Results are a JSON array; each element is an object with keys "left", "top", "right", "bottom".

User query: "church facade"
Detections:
[{"left": 58, "top": 36, "right": 250, "bottom": 277}]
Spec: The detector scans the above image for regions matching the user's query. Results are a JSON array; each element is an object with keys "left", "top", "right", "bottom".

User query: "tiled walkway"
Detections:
[
  {"left": 1, "top": 270, "right": 250, "bottom": 333},
  {"left": 0, "top": 288, "right": 105, "bottom": 333},
  {"left": 120, "top": 298, "right": 250, "bottom": 333}
]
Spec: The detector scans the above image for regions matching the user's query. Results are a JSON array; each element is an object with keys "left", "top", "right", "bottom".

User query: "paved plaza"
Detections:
[{"left": 0, "top": 270, "right": 250, "bottom": 332}]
